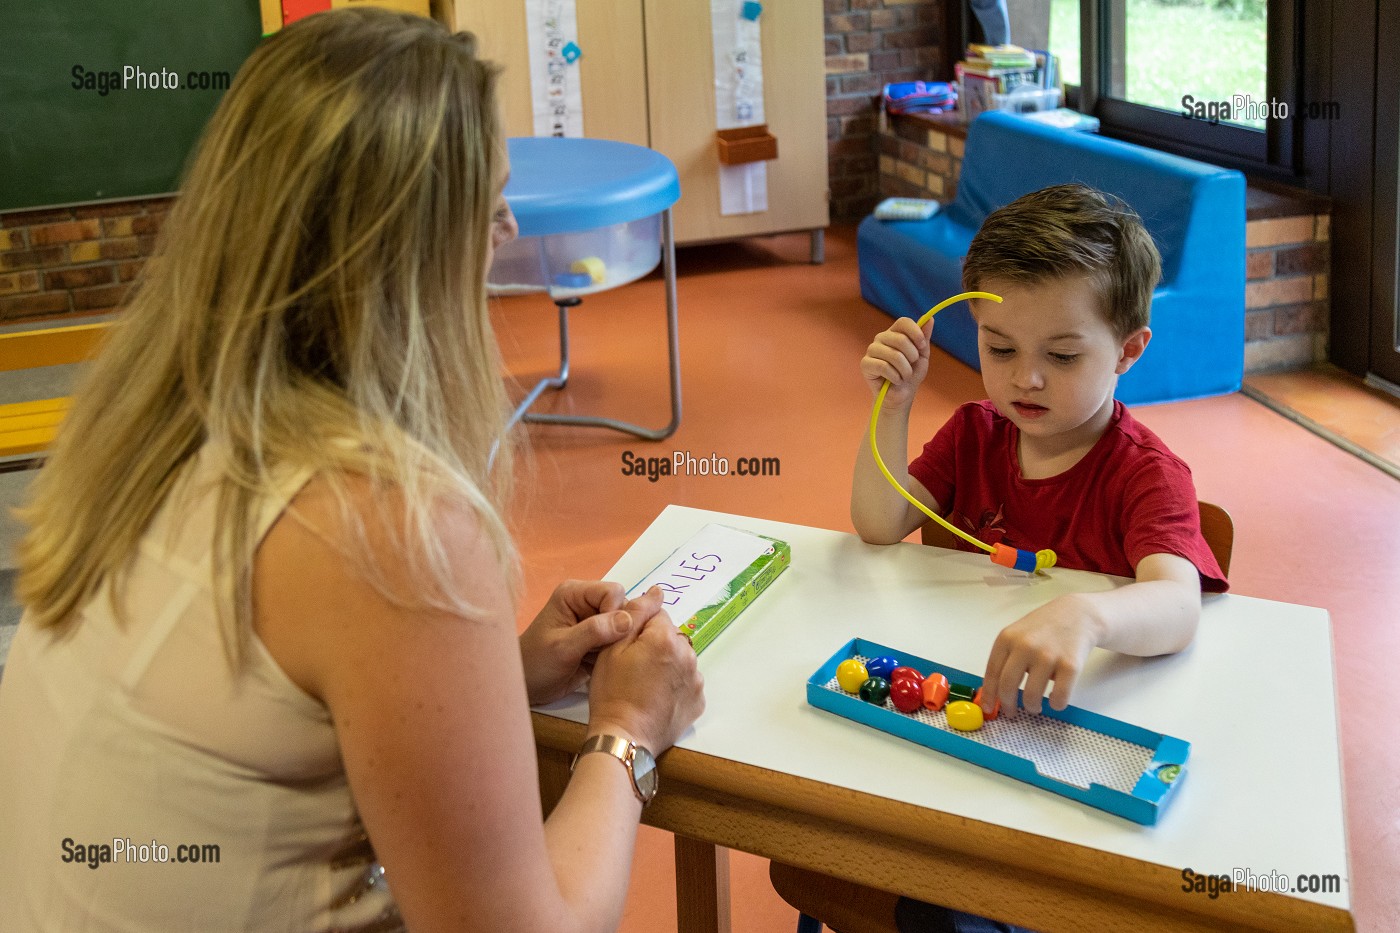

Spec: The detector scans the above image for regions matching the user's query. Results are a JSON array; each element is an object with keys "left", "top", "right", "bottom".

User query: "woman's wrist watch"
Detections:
[{"left": 572, "top": 734, "right": 658, "bottom": 806}]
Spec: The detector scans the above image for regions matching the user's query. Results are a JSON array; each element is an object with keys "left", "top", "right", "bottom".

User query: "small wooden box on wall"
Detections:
[{"left": 716, "top": 125, "right": 779, "bottom": 164}]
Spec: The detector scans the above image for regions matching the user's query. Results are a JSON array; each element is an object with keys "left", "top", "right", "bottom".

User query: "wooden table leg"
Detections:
[{"left": 674, "top": 835, "right": 732, "bottom": 933}]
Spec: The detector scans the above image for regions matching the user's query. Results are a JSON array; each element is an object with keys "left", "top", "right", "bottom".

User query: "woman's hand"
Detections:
[
  {"left": 518, "top": 581, "right": 670, "bottom": 706},
  {"left": 587, "top": 604, "right": 705, "bottom": 755}
]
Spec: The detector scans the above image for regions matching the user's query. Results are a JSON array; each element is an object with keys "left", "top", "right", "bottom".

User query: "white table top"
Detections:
[{"left": 535, "top": 505, "right": 1350, "bottom": 912}]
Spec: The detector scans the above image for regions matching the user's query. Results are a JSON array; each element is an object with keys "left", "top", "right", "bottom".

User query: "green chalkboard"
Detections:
[{"left": 0, "top": 2, "right": 263, "bottom": 211}]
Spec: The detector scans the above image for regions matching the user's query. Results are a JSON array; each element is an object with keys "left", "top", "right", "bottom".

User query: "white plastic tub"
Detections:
[
  {"left": 487, "top": 213, "right": 662, "bottom": 299},
  {"left": 993, "top": 86, "right": 1061, "bottom": 115}
]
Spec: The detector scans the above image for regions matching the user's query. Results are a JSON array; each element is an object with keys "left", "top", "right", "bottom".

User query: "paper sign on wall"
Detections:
[
  {"left": 526, "top": 0, "right": 585, "bottom": 137},
  {"left": 711, "top": 0, "right": 768, "bottom": 215}
]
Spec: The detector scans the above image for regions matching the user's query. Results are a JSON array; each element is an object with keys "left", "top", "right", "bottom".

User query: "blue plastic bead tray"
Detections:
[{"left": 807, "top": 638, "right": 1190, "bottom": 825}]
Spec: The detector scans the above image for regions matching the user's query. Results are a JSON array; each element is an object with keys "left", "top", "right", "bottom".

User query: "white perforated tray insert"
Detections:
[{"left": 825, "top": 655, "right": 1156, "bottom": 792}]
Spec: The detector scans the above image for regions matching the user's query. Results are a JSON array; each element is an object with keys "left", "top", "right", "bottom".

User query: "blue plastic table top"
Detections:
[{"left": 504, "top": 137, "right": 681, "bottom": 237}]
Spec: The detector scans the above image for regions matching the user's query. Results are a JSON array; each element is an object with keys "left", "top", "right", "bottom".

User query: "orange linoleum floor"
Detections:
[
  {"left": 492, "top": 226, "right": 1400, "bottom": 933},
  {"left": 1245, "top": 365, "right": 1400, "bottom": 473}
]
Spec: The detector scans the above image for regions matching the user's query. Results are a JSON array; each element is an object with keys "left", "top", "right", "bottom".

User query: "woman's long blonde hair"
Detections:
[{"left": 17, "top": 8, "right": 516, "bottom": 657}]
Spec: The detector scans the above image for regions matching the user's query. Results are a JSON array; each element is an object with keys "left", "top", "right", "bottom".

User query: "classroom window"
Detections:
[
  {"left": 1122, "top": 0, "right": 1267, "bottom": 129},
  {"left": 1048, "top": 0, "right": 1083, "bottom": 89},
  {"left": 1065, "top": 0, "right": 1295, "bottom": 176}
]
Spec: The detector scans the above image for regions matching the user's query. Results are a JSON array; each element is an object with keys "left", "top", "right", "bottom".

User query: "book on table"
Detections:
[{"left": 626, "top": 523, "right": 791, "bottom": 654}]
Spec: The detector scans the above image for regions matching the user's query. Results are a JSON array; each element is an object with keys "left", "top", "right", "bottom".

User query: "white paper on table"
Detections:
[
  {"left": 625, "top": 523, "right": 772, "bottom": 625},
  {"left": 526, "top": 0, "right": 584, "bottom": 137},
  {"left": 711, "top": 0, "right": 767, "bottom": 214}
]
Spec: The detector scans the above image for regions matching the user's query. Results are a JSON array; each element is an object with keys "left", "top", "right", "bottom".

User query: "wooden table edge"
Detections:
[{"left": 532, "top": 711, "right": 1352, "bottom": 933}]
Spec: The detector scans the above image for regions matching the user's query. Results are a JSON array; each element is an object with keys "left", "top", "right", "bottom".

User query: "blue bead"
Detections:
[
  {"left": 1013, "top": 548, "right": 1038, "bottom": 573},
  {"left": 553, "top": 272, "right": 593, "bottom": 288},
  {"left": 866, "top": 656, "right": 900, "bottom": 680}
]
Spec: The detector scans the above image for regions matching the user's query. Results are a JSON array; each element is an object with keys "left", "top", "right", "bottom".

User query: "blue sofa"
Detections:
[{"left": 857, "top": 111, "right": 1246, "bottom": 404}]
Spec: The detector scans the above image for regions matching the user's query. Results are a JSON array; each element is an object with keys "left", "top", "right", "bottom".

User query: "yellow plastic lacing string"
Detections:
[{"left": 868, "top": 291, "right": 1057, "bottom": 574}]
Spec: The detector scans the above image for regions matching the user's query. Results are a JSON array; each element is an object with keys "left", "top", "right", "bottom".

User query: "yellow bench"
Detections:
[{"left": 0, "top": 322, "right": 109, "bottom": 469}]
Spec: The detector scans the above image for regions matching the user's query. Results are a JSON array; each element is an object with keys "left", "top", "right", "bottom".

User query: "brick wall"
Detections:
[
  {"left": 0, "top": 199, "right": 169, "bottom": 324},
  {"left": 826, "top": 0, "right": 944, "bottom": 223},
  {"left": 1244, "top": 215, "right": 1329, "bottom": 371},
  {"left": 878, "top": 111, "right": 965, "bottom": 200},
  {"left": 874, "top": 114, "right": 1332, "bottom": 373}
]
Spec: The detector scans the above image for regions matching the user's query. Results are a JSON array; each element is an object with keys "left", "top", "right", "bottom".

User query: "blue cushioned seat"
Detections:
[{"left": 857, "top": 111, "right": 1246, "bottom": 404}]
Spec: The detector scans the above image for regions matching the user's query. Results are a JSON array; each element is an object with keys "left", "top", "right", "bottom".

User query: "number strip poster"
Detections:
[
  {"left": 525, "top": 0, "right": 584, "bottom": 137},
  {"left": 711, "top": 0, "right": 768, "bottom": 214}
]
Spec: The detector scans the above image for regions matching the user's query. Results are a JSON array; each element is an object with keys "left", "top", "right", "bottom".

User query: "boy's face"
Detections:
[{"left": 970, "top": 275, "right": 1149, "bottom": 449}]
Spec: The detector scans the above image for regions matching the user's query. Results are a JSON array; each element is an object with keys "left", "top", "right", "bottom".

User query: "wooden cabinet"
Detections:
[{"left": 457, "top": 0, "right": 829, "bottom": 248}]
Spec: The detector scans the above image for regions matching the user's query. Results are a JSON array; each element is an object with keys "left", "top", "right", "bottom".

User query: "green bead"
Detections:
[
  {"left": 948, "top": 682, "right": 976, "bottom": 702},
  {"left": 858, "top": 677, "right": 891, "bottom": 706}
]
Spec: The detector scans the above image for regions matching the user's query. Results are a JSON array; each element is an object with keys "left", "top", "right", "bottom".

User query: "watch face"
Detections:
[{"left": 631, "top": 745, "right": 659, "bottom": 801}]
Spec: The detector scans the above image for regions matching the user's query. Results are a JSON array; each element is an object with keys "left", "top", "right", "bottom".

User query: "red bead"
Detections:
[
  {"left": 889, "top": 666, "right": 924, "bottom": 688},
  {"left": 890, "top": 677, "right": 923, "bottom": 713}
]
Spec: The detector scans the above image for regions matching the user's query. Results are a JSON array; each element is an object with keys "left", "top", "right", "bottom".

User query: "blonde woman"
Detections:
[{"left": 0, "top": 9, "right": 703, "bottom": 932}]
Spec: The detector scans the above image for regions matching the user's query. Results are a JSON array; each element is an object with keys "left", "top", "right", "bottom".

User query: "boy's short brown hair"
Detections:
[{"left": 961, "top": 183, "right": 1162, "bottom": 338}]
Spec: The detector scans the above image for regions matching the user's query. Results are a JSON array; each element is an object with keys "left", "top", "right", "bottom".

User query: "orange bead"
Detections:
[
  {"left": 990, "top": 543, "right": 1019, "bottom": 569},
  {"left": 921, "top": 673, "right": 950, "bottom": 711},
  {"left": 973, "top": 687, "right": 1000, "bottom": 720}
]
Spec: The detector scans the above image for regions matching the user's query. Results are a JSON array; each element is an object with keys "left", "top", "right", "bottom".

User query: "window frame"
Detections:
[{"left": 1070, "top": 0, "right": 1301, "bottom": 182}]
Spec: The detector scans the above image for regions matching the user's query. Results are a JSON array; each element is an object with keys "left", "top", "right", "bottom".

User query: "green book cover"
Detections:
[
  {"left": 628, "top": 523, "right": 791, "bottom": 654},
  {"left": 679, "top": 534, "right": 791, "bottom": 653}
]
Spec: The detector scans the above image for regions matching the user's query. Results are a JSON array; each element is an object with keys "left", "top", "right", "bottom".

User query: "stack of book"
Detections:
[
  {"left": 955, "top": 44, "right": 1061, "bottom": 122},
  {"left": 969, "top": 43, "right": 1038, "bottom": 70}
]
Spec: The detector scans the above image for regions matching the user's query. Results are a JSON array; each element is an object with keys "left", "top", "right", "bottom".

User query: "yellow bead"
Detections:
[
  {"left": 945, "top": 700, "right": 985, "bottom": 732},
  {"left": 836, "top": 658, "right": 869, "bottom": 694},
  {"left": 570, "top": 256, "right": 606, "bottom": 283}
]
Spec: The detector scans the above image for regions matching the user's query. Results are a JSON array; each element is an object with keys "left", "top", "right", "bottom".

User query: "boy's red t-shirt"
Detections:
[{"left": 907, "top": 400, "right": 1228, "bottom": 592}]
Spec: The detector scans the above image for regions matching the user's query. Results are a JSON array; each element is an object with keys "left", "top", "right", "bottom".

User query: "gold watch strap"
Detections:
[
  {"left": 574, "top": 734, "right": 632, "bottom": 766},
  {"left": 572, "top": 734, "right": 646, "bottom": 805}
]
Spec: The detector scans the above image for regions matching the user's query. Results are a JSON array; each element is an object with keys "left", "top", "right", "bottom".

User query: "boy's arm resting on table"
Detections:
[
  {"left": 982, "top": 552, "right": 1202, "bottom": 715},
  {"left": 1085, "top": 552, "right": 1203, "bottom": 655},
  {"left": 254, "top": 477, "right": 694, "bottom": 933}
]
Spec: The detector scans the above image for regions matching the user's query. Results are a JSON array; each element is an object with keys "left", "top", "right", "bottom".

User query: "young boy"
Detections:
[{"left": 852, "top": 183, "right": 1227, "bottom": 720}]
